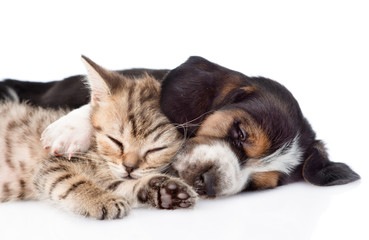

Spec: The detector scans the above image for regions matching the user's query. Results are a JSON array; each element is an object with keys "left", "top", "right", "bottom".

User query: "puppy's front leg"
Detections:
[{"left": 41, "top": 104, "right": 92, "bottom": 158}]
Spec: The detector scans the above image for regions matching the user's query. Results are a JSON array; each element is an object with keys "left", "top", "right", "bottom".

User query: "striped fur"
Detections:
[
  {"left": 0, "top": 57, "right": 197, "bottom": 219},
  {"left": 0, "top": 102, "right": 65, "bottom": 202}
]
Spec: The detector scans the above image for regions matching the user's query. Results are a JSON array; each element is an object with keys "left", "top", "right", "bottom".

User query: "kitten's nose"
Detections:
[
  {"left": 124, "top": 164, "right": 137, "bottom": 174},
  {"left": 123, "top": 152, "right": 140, "bottom": 174}
]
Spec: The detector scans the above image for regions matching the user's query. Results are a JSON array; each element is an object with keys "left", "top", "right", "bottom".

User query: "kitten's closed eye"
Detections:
[
  {"left": 107, "top": 135, "right": 124, "bottom": 153},
  {"left": 144, "top": 146, "right": 168, "bottom": 160}
]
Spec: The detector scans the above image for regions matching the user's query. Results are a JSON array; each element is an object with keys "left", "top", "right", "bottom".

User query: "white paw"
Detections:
[{"left": 41, "top": 105, "right": 92, "bottom": 158}]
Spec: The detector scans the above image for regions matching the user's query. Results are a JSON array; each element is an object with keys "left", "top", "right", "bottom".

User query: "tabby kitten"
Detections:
[{"left": 0, "top": 56, "right": 197, "bottom": 219}]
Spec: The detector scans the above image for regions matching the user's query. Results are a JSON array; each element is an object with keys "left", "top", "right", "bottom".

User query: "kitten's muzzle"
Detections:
[{"left": 123, "top": 152, "right": 140, "bottom": 175}]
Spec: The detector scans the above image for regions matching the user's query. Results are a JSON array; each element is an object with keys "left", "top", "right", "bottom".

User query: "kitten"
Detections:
[{"left": 0, "top": 56, "right": 197, "bottom": 219}]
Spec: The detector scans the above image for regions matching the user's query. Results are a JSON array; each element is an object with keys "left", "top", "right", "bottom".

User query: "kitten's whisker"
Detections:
[
  {"left": 61, "top": 152, "right": 110, "bottom": 165},
  {"left": 172, "top": 109, "right": 215, "bottom": 130}
]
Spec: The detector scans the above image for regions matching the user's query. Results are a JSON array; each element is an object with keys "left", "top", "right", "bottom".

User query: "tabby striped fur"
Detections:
[{"left": 0, "top": 56, "right": 197, "bottom": 219}]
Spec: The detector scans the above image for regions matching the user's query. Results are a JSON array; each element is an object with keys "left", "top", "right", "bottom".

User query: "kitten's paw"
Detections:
[
  {"left": 138, "top": 176, "right": 198, "bottom": 209},
  {"left": 79, "top": 196, "right": 130, "bottom": 220},
  {"left": 41, "top": 107, "right": 92, "bottom": 158}
]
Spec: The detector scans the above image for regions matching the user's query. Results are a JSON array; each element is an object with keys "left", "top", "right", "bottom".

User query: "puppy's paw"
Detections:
[
  {"left": 41, "top": 105, "right": 92, "bottom": 158},
  {"left": 138, "top": 175, "right": 198, "bottom": 209}
]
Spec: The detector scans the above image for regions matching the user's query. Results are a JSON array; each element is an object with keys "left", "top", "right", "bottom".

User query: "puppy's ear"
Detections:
[
  {"left": 303, "top": 141, "right": 360, "bottom": 186},
  {"left": 161, "top": 57, "right": 216, "bottom": 136},
  {"left": 161, "top": 56, "right": 253, "bottom": 136}
]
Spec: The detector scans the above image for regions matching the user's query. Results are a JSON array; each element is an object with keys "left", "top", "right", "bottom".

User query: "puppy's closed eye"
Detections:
[{"left": 229, "top": 118, "right": 247, "bottom": 148}]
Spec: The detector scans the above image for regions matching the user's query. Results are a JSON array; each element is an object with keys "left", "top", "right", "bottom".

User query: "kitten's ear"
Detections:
[{"left": 81, "top": 55, "right": 112, "bottom": 105}]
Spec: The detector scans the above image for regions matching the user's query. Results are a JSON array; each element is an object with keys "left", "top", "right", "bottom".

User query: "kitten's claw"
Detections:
[
  {"left": 73, "top": 194, "right": 131, "bottom": 220},
  {"left": 41, "top": 105, "right": 92, "bottom": 157}
]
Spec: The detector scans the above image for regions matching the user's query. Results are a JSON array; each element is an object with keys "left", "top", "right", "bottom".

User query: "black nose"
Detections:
[{"left": 194, "top": 169, "right": 216, "bottom": 197}]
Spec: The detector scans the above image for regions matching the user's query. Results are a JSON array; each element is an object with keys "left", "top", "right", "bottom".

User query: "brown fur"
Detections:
[
  {"left": 249, "top": 171, "right": 280, "bottom": 190},
  {"left": 197, "top": 109, "right": 270, "bottom": 158},
  {"left": 0, "top": 57, "right": 197, "bottom": 219}
]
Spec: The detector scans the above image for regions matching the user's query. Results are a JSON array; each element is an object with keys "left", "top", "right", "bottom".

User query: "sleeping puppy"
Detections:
[
  {"left": 161, "top": 56, "right": 360, "bottom": 197},
  {"left": 0, "top": 57, "right": 360, "bottom": 198}
]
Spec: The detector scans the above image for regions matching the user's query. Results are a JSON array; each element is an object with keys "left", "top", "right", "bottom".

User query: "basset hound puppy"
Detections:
[{"left": 161, "top": 56, "right": 360, "bottom": 196}]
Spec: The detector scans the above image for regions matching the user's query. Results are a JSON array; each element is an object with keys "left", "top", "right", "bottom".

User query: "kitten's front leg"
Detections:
[
  {"left": 41, "top": 104, "right": 92, "bottom": 158},
  {"left": 112, "top": 175, "right": 198, "bottom": 210},
  {"left": 138, "top": 175, "right": 198, "bottom": 209},
  {"left": 35, "top": 158, "right": 130, "bottom": 220}
]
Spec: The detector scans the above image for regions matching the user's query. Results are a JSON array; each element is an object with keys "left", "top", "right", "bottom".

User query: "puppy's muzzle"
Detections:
[{"left": 193, "top": 167, "right": 216, "bottom": 197}]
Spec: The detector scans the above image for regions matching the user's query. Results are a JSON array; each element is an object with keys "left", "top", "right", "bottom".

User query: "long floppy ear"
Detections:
[
  {"left": 161, "top": 56, "right": 254, "bottom": 136},
  {"left": 303, "top": 141, "right": 360, "bottom": 186},
  {"left": 81, "top": 55, "right": 121, "bottom": 106}
]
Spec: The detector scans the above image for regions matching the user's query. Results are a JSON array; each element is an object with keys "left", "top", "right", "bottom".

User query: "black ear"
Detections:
[
  {"left": 160, "top": 56, "right": 222, "bottom": 136},
  {"left": 160, "top": 56, "right": 253, "bottom": 136},
  {"left": 303, "top": 141, "right": 360, "bottom": 186}
]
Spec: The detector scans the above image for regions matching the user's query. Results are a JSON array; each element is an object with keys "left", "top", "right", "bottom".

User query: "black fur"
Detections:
[
  {"left": 1, "top": 76, "right": 88, "bottom": 109},
  {"left": 160, "top": 56, "right": 360, "bottom": 187},
  {"left": 302, "top": 141, "right": 360, "bottom": 186}
]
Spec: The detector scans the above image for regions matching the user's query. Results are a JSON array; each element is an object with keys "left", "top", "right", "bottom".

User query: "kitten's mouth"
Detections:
[
  {"left": 118, "top": 171, "right": 143, "bottom": 180},
  {"left": 121, "top": 174, "right": 138, "bottom": 180}
]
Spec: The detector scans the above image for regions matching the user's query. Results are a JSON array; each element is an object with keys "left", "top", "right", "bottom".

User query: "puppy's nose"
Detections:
[
  {"left": 195, "top": 169, "right": 216, "bottom": 197},
  {"left": 203, "top": 171, "right": 216, "bottom": 197}
]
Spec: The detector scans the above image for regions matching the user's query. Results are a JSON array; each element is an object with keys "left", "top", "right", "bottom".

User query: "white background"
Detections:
[{"left": 0, "top": 1, "right": 368, "bottom": 240}]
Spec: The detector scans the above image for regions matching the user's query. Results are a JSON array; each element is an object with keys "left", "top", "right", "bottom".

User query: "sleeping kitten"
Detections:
[{"left": 0, "top": 56, "right": 197, "bottom": 219}]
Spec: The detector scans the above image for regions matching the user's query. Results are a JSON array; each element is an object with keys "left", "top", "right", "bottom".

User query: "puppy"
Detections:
[
  {"left": 0, "top": 57, "right": 360, "bottom": 198},
  {"left": 161, "top": 56, "right": 360, "bottom": 197}
]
